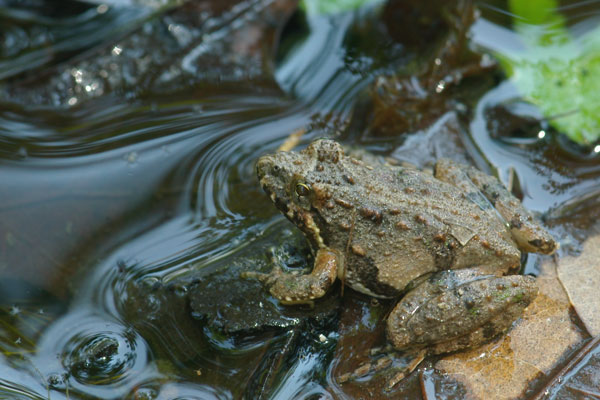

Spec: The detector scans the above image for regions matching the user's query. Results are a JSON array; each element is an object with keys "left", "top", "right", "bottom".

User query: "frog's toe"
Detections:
[
  {"left": 384, "top": 350, "right": 425, "bottom": 391},
  {"left": 240, "top": 270, "right": 263, "bottom": 279},
  {"left": 241, "top": 268, "right": 277, "bottom": 282},
  {"left": 337, "top": 350, "right": 425, "bottom": 390}
]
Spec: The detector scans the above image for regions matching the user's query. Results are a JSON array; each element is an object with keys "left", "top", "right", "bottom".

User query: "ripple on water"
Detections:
[
  {"left": 132, "top": 381, "right": 232, "bottom": 400},
  {"left": 0, "top": 1, "right": 460, "bottom": 398},
  {"left": 0, "top": 85, "right": 314, "bottom": 397},
  {"left": 33, "top": 310, "right": 155, "bottom": 398}
]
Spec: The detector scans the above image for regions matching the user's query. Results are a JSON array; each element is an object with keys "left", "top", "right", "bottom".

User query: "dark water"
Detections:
[{"left": 1, "top": 1, "right": 599, "bottom": 399}]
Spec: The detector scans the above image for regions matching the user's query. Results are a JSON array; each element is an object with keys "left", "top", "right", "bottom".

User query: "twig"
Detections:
[
  {"left": 531, "top": 335, "right": 600, "bottom": 400},
  {"left": 277, "top": 128, "right": 305, "bottom": 152}
]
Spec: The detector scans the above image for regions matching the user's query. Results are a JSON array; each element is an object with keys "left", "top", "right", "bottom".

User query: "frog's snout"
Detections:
[
  {"left": 256, "top": 155, "right": 291, "bottom": 213},
  {"left": 256, "top": 156, "right": 277, "bottom": 196},
  {"left": 256, "top": 155, "right": 273, "bottom": 181}
]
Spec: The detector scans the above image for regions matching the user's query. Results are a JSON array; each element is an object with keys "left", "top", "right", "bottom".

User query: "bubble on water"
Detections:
[
  {"left": 16, "top": 147, "right": 27, "bottom": 159},
  {"left": 64, "top": 331, "right": 137, "bottom": 386},
  {"left": 47, "top": 372, "right": 68, "bottom": 390},
  {"left": 435, "top": 80, "right": 446, "bottom": 93},
  {"left": 96, "top": 4, "right": 109, "bottom": 14},
  {"left": 124, "top": 151, "right": 138, "bottom": 164},
  {"left": 71, "top": 68, "right": 83, "bottom": 83},
  {"left": 537, "top": 130, "right": 546, "bottom": 139}
]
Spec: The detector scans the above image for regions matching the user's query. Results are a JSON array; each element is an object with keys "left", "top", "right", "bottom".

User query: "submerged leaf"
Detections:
[
  {"left": 558, "top": 234, "right": 600, "bottom": 337},
  {"left": 491, "top": 0, "right": 600, "bottom": 144},
  {"left": 533, "top": 335, "right": 600, "bottom": 398}
]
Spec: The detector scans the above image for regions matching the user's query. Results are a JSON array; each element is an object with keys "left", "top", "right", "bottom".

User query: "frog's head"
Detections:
[{"left": 256, "top": 139, "right": 345, "bottom": 249}]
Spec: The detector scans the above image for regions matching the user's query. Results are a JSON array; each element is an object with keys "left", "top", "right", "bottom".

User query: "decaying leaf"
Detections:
[
  {"left": 557, "top": 234, "right": 600, "bottom": 337},
  {"left": 533, "top": 335, "right": 600, "bottom": 398},
  {"left": 435, "top": 255, "right": 584, "bottom": 399}
]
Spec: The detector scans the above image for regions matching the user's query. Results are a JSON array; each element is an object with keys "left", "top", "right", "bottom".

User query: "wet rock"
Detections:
[
  {"left": 1, "top": 0, "right": 298, "bottom": 108},
  {"left": 188, "top": 228, "right": 341, "bottom": 334},
  {"left": 115, "top": 225, "right": 341, "bottom": 340}
]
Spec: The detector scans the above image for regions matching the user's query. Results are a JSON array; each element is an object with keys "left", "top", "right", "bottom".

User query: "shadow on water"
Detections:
[{"left": 0, "top": 0, "right": 599, "bottom": 399}]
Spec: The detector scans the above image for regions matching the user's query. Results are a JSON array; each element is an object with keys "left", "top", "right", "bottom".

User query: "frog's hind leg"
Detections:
[
  {"left": 242, "top": 248, "right": 339, "bottom": 305},
  {"left": 434, "top": 158, "right": 557, "bottom": 254},
  {"left": 339, "top": 268, "right": 537, "bottom": 389},
  {"left": 387, "top": 269, "right": 538, "bottom": 356}
]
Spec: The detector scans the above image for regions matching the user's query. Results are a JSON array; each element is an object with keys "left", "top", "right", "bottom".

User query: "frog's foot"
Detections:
[
  {"left": 242, "top": 248, "right": 339, "bottom": 305},
  {"left": 337, "top": 348, "right": 426, "bottom": 390},
  {"left": 384, "top": 350, "right": 426, "bottom": 390},
  {"left": 387, "top": 269, "right": 538, "bottom": 356},
  {"left": 434, "top": 158, "right": 558, "bottom": 254}
]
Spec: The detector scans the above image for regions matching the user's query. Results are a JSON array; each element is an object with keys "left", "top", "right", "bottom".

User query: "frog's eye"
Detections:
[{"left": 295, "top": 182, "right": 311, "bottom": 197}]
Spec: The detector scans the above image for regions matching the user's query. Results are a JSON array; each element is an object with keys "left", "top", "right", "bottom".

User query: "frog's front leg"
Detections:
[
  {"left": 387, "top": 268, "right": 538, "bottom": 355},
  {"left": 244, "top": 248, "right": 340, "bottom": 305},
  {"left": 434, "top": 158, "right": 558, "bottom": 254}
]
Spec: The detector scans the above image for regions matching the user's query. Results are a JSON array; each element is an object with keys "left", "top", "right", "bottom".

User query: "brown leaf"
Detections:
[
  {"left": 557, "top": 234, "right": 600, "bottom": 337},
  {"left": 435, "top": 256, "right": 584, "bottom": 399},
  {"left": 530, "top": 335, "right": 600, "bottom": 399}
]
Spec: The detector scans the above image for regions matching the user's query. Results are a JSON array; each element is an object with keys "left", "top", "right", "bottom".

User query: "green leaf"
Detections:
[
  {"left": 495, "top": 0, "right": 600, "bottom": 144},
  {"left": 509, "top": 0, "right": 566, "bottom": 33},
  {"left": 300, "top": 0, "right": 380, "bottom": 15}
]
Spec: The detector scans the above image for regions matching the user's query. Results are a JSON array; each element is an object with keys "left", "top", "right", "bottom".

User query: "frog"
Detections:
[{"left": 246, "top": 138, "right": 558, "bottom": 384}]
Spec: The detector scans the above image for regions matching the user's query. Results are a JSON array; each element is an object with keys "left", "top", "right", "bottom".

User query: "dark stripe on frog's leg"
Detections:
[
  {"left": 429, "top": 319, "right": 509, "bottom": 355},
  {"left": 354, "top": 256, "right": 402, "bottom": 298}
]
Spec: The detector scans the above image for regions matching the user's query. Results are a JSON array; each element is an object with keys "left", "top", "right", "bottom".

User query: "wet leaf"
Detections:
[
  {"left": 533, "top": 335, "right": 600, "bottom": 399},
  {"left": 1, "top": 0, "right": 298, "bottom": 107},
  {"left": 492, "top": 0, "right": 600, "bottom": 144},
  {"left": 435, "top": 256, "right": 585, "bottom": 399},
  {"left": 557, "top": 235, "right": 600, "bottom": 337}
]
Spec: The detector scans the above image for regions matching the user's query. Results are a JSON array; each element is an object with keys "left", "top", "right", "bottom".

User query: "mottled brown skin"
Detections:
[{"left": 249, "top": 139, "right": 558, "bottom": 357}]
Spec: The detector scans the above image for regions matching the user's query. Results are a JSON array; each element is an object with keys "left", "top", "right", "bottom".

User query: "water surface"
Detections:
[{"left": 1, "top": 1, "right": 599, "bottom": 399}]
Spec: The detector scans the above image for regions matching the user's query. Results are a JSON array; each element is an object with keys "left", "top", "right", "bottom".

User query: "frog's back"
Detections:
[{"left": 321, "top": 164, "right": 521, "bottom": 298}]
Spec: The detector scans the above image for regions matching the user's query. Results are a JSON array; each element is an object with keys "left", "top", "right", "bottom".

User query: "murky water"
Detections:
[{"left": 1, "top": 1, "right": 599, "bottom": 399}]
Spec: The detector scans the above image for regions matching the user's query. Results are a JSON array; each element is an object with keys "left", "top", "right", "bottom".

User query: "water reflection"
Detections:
[
  {"left": 0, "top": 84, "right": 314, "bottom": 397},
  {"left": 469, "top": 80, "right": 600, "bottom": 211}
]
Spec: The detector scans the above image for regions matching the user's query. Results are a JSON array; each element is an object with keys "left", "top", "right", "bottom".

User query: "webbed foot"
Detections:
[{"left": 242, "top": 248, "right": 339, "bottom": 305}]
